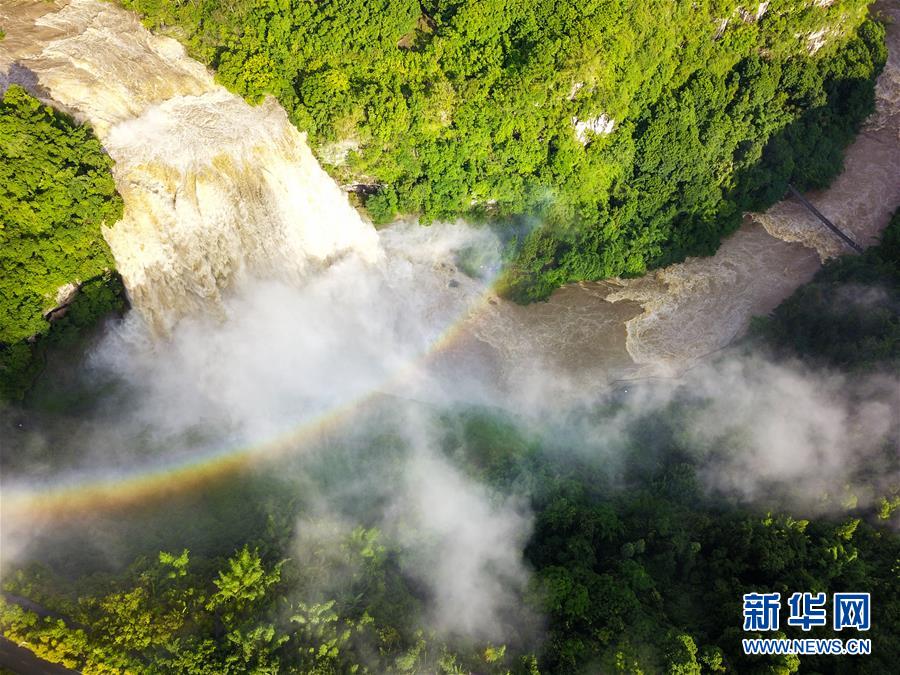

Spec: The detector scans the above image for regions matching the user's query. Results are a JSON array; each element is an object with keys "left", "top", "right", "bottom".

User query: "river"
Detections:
[
  {"left": 1, "top": 0, "right": 381, "bottom": 335},
  {"left": 1, "top": 5, "right": 898, "bottom": 667},
  {"left": 471, "top": 0, "right": 900, "bottom": 384},
  {"left": 2, "top": 0, "right": 898, "bottom": 386}
]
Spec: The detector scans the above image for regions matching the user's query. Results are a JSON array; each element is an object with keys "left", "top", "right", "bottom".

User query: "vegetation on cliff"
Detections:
[
  {"left": 1, "top": 3, "right": 897, "bottom": 673},
  {"left": 0, "top": 85, "right": 125, "bottom": 400},
  {"left": 3, "top": 418, "right": 897, "bottom": 673},
  {"left": 121, "top": 0, "right": 885, "bottom": 299}
]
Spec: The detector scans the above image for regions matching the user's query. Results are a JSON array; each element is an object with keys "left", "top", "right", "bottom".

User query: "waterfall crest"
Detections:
[{"left": 1, "top": 0, "right": 380, "bottom": 332}]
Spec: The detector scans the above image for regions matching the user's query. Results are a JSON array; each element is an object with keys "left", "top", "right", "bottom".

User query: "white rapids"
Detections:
[
  {"left": 0, "top": 0, "right": 380, "bottom": 333},
  {"left": 471, "top": 0, "right": 900, "bottom": 382}
]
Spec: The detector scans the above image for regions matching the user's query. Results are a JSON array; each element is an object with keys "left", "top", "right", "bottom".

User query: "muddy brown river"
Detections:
[
  {"left": 470, "top": 0, "right": 900, "bottom": 383},
  {"left": 2, "top": 0, "right": 899, "bottom": 389}
]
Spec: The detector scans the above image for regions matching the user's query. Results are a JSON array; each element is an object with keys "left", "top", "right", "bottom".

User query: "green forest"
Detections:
[
  {"left": 3, "top": 215, "right": 899, "bottom": 674},
  {"left": 0, "top": 85, "right": 126, "bottom": 401},
  {"left": 119, "top": 0, "right": 885, "bottom": 299},
  {"left": 1, "top": 2, "right": 898, "bottom": 674}
]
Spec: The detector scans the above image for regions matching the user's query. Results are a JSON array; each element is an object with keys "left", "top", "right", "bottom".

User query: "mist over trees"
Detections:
[
  {"left": 2, "top": 218, "right": 898, "bottom": 673},
  {"left": 1, "top": 2, "right": 898, "bottom": 674},
  {"left": 753, "top": 209, "right": 900, "bottom": 370},
  {"left": 0, "top": 1, "right": 888, "bottom": 401},
  {"left": 120, "top": 0, "right": 885, "bottom": 299}
]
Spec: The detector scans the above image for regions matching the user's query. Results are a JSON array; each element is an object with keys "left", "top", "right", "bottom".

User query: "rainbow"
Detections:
[{"left": 2, "top": 275, "right": 503, "bottom": 524}]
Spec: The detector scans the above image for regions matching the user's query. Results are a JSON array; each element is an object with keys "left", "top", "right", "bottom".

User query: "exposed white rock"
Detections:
[
  {"left": 54, "top": 283, "right": 80, "bottom": 308},
  {"left": 567, "top": 81, "right": 584, "bottom": 101},
  {"left": 714, "top": 17, "right": 729, "bottom": 40},
  {"left": 737, "top": 3, "right": 769, "bottom": 24},
  {"left": 572, "top": 114, "right": 615, "bottom": 144},
  {"left": 804, "top": 28, "right": 832, "bottom": 54}
]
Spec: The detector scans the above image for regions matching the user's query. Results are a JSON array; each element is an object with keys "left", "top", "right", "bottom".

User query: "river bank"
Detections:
[
  {"left": 1, "top": 0, "right": 898, "bottom": 390},
  {"left": 467, "top": 0, "right": 900, "bottom": 385}
]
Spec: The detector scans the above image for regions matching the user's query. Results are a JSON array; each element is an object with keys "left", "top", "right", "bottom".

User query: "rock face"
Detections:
[
  {"left": 572, "top": 114, "right": 615, "bottom": 144},
  {"left": 0, "top": 0, "right": 381, "bottom": 333},
  {"left": 1, "top": 0, "right": 897, "bottom": 385},
  {"left": 755, "top": 0, "right": 900, "bottom": 259}
]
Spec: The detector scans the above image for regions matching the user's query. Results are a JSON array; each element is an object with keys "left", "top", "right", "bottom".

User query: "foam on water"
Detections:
[
  {"left": 482, "top": 0, "right": 900, "bottom": 377},
  {"left": 2, "top": 0, "right": 380, "bottom": 332}
]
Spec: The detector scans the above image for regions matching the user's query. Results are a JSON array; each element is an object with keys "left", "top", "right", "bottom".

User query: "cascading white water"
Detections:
[
  {"left": 1, "top": 0, "right": 381, "bottom": 332},
  {"left": 2, "top": 0, "right": 899, "bottom": 382},
  {"left": 101, "top": 91, "right": 381, "bottom": 333}
]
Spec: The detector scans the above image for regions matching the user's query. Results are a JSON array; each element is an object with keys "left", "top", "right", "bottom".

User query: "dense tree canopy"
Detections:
[
  {"left": 3, "top": 409, "right": 897, "bottom": 673},
  {"left": 0, "top": 86, "right": 125, "bottom": 400},
  {"left": 120, "top": 0, "right": 885, "bottom": 299},
  {"left": 0, "top": 85, "right": 121, "bottom": 344},
  {"left": 1, "top": 3, "right": 897, "bottom": 673},
  {"left": 752, "top": 209, "right": 900, "bottom": 370},
  {"left": 4, "top": 211, "right": 899, "bottom": 671}
]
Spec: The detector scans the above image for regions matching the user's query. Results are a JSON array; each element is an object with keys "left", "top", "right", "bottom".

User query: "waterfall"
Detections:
[
  {"left": 3, "top": 0, "right": 899, "bottom": 381},
  {"left": 1, "top": 0, "right": 381, "bottom": 333}
]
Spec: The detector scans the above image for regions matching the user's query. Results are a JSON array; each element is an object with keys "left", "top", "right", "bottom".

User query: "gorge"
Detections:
[{"left": 1, "top": 1, "right": 899, "bottom": 673}]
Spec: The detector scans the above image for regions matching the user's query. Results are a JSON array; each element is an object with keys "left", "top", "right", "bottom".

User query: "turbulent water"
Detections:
[
  {"left": 0, "top": 0, "right": 380, "bottom": 333},
  {"left": 2, "top": 0, "right": 899, "bottom": 376},
  {"left": 472, "top": 0, "right": 900, "bottom": 379}
]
